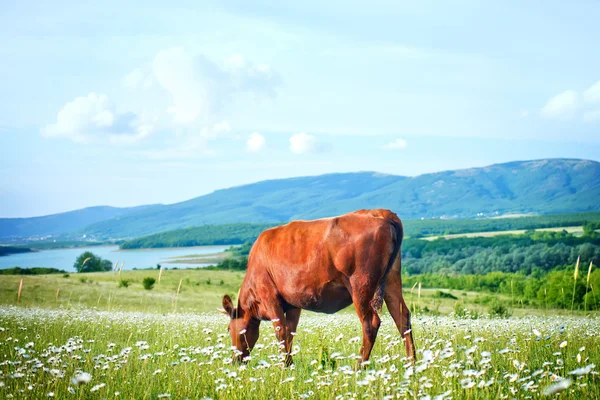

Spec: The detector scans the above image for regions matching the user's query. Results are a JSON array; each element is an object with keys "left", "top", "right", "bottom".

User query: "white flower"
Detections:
[
  {"left": 90, "top": 383, "right": 105, "bottom": 392},
  {"left": 559, "top": 341, "right": 568, "bottom": 348},
  {"left": 71, "top": 372, "right": 92, "bottom": 385},
  {"left": 157, "top": 394, "right": 171, "bottom": 399},
  {"left": 543, "top": 378, "right": 572, "bottom": 395},
  {"left": 568, "top": 364, "right": 595, "bottom": 376},
  {"left": 460, "top": 378, "right": 475, "bottom": 389}
]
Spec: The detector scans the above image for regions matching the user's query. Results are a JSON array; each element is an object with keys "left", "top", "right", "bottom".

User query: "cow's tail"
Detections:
[{"left": 371, "top": 219, "right": 403, "bottom": 312}]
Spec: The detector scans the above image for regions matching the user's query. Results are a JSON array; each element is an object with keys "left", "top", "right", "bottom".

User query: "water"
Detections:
[{"left": 0, "top": 245, "right": 229, "bottom": 272}]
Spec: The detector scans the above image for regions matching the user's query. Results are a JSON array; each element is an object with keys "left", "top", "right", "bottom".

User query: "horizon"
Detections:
[
  {"left": 2, "top": 1, "right": 600, "bottom": 217},
  {"left": 3, "top": 157, "right": 596, "bottom": 219}
]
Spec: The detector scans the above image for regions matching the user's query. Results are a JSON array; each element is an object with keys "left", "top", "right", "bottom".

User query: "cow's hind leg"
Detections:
[
  {"left": 384, "top": 273, "right": 416, "bottom": 360},
  {"left": 352, "top": 293, "right": 381, "bottom": 364}
]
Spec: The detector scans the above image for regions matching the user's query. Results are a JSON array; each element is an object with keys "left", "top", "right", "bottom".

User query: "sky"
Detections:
[{"left": 1, "top": 0, "right": 600, "bottom": 217}]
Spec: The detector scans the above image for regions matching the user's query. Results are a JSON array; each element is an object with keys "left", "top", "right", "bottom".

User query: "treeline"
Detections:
[
  {"left": 402, "top": 230, "right": 600, "bottom": 275},
  {"left": 120, "top": 224, "right": 276, "bottom": 249},
  {"left": 403, "top": 211, "right": 600, "bottom": 237},
  {"left": 117, "top": 212, "right": 600, "bottom": 250},
  {"left": 25, "top": 241, "right": 110, "bottom": 250},
  {"left": 0, "top": 246, "right": 32, "bottom": 256},
  {"left": 0, "top": 267, "right": 66, "bottom": 275},
  {"left": 404, "top": 268, "right": 600, "bottom": 310}
]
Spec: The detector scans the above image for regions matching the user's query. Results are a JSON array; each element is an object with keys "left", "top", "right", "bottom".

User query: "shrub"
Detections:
[
  {"left": 219, "top": 279, "right": 224, "bottom": 285},
  {"left": 453, "top": 302, "right": 481, "bottom": 319},
  {"left": 453, "top": 301, "right": 467, "bottom": 317},
  {"left": 142, "top": 277, "right": 156, "bottom": 290},
  {"left": 434, "top": 290, "right": 458, "bottom": 300},
  {"left": 79, "top": 277, "right": 87, "bottom": 283},
  {"left": 206, "top": 278, "right": 211, "bottom": 285},
  {"left": 63, "top": 274, "right": 70, "bottom": 278},
  {"left": 489, "top": 301, "right": 512, "bottom": 318},
  {"left": 118, "top": 280, "right": 130, "bottom": 288}
]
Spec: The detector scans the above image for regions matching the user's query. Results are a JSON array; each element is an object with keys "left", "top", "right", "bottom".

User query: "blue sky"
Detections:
[{"left": 1, "top": 0, "right": 599, "bottom": 217}]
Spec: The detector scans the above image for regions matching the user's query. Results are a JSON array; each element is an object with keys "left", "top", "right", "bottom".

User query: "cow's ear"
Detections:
[{"left": 222, "top": 295, "right": 234, "bottom": 317}]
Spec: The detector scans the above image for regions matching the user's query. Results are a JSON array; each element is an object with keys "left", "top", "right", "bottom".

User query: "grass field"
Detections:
[
  {"left": 0, "top": 269, "right": 571, "bottom": 316},
  {"left": 1, "top": 270, "right": 599, "bottom": 399},
  {"left": 422, "top": 226, "right": 585, "bottom": 241}
]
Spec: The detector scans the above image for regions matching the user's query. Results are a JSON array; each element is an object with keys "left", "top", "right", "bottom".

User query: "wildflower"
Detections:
[
  {"left": 422, "top": 350, "right": 433, "bottom": 363},
  {"left": 71, "top": 372, "right": 92, "bottom": 385},
  {"left": 559, "top": 341, "right": 568, "bottom": 348},
  {"left": 157, "top": 394, "right": 171, "bottom": 398},
  {"left": 542, "top": 378, "right": 572, "bottom": 395},
  {"left": 47, "top": 393, "right": 54, "bottom": 397},
  {"left": 153, "top": 369, "right": 162, "bottom": 375},
  {"left": 460, "top": 378, "right": 475, "bottom": 389},
  {"left": 90, "top": 383, "right": 105, "bottom": 392},
  {"left": 568, "top": 364, "right": 595, "bottom": 376}
]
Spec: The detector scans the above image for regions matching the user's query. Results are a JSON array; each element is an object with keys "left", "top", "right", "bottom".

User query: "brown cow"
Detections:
[{"left": 219, "top": 209, "right": 416, "bottom": 365}]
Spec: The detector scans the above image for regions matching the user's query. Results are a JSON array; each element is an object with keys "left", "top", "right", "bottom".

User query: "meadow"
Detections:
[{"left": 0, "top": 269, "right": 599, "bottom": 399}]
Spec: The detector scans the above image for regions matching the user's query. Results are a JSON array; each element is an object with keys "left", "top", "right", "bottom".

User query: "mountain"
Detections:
[
  {"left": 0, "top": 205, "right": 160, "bottom": 239},
  {"left": 2, "top": 158, "right": 599, "bottom": 240}
]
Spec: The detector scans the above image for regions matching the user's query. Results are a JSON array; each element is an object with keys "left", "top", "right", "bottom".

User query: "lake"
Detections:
[{"left": 0, "top": 245, "right": 229, "bottom": 272}]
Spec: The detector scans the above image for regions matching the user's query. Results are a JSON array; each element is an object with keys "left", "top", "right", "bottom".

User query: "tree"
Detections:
[{"left": 73, "top": 252, "right": 113, "bottom": 273}]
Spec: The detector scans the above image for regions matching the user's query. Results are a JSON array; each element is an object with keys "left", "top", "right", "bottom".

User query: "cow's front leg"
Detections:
[
  {"left": 283, "top": 308, "right": 301, "bottom": 365},
  {"left": 264, "top": 306, "right": 293, "bottom": 366}
]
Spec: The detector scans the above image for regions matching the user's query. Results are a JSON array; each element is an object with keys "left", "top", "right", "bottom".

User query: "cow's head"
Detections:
[{"left": 219, "top": 294, "right": 260, "bottom": 362}]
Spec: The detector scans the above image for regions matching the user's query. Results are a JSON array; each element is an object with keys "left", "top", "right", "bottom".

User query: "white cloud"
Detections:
[
  {"left": 44, "top": 49, "right": 280, "bottom": 150},
  {"left": 246, "top": 132, "right": 266, "bottom": 153},
  {"left": 583, "top": 80, "right": 600, "bottom": 104},
  {"left": 289, "top": 132, "right": 318, "bottom": 154},
  {"left": 540, "top": 90, "right": 579, "bottom": 119},
  {"left": 520, "top": 109, "right": 529, "bottom": 118},
  {"left": 42, "top": 93, "right": 152, "bottom": 144},
  {"left": 382, "top": 138, "right": 408, "bottom": 150},
  {"left": 150, "top": 47, "right": 280, "bottom": 125},
  {"left": 539, "top": 80, "right": 600, "bottom": 123}
]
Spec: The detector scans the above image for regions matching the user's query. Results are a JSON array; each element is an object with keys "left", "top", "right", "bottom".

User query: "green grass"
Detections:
[
  {"left": 0, "top": 269, "right": 245, "bottom": 313},
  {"left": 0, "top": 306, "right": 598, "bottom": 399},
  {"left": 0, "top": 270, "right": 595, "bottom": 317},
  {"left": 1, "top": 271, "right": 599, "bottom": 399}
]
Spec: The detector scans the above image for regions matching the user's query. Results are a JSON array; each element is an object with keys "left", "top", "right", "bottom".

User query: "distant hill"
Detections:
[
  {"left": 1, "top": 158, "right": 599, "bottom": 240},
  {"left": 0, "top": 205, "right": 160, "bottom": 239}
]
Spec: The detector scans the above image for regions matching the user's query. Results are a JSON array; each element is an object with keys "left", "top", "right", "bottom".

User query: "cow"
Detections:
[{"left": 218, "top": 209, "right": 416, "bottom": 365}]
